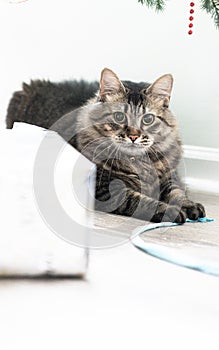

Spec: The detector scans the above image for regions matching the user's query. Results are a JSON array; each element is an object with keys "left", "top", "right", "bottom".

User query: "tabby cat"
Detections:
[{"left": 6, "top": 68, "right": 205, "bottom": 223}]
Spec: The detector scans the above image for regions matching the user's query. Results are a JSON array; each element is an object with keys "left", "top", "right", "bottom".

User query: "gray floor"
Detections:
[
  {"left": 1, "top": 192, "right": 219, "bottom": 350},
  {"left": 93, "top": 191, "right": 219, "bottom": 248},
  {"left": 140, "top": 191, "right": 219, "bottom": 247}
]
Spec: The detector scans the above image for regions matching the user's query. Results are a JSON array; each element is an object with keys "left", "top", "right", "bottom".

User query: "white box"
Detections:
[{"left": 0, "top": 123, "right": 95, "bottom": 278}]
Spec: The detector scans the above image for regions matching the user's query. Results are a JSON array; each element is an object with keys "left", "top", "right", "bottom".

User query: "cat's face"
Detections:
[
  {"left": 84, "top": 101, "right": 176, "bottom": 158},
  {"left": 77, "top": 68, "right": 178, "bottom": 160}
]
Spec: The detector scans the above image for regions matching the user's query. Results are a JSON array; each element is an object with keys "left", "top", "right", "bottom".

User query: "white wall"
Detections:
[{"left": 1, "top": 0, "right": 219, "bottom": 148}]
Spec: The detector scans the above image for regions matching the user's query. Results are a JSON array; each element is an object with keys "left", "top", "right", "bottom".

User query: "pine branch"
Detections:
[
  {"left": 138, "top": 0, "right": 165, "bottom": 11},
  {"left": 139, "top": 0, "right": 219, "bottom": 29},
  {"left": 212, "top": 0, "right": 219, "bottom": 8},
  {"left": 200, "top": 0, "right": 214, "bottom": 12},
  {"left": 201, "top": 0, "right": 219, "bottom": 29},
  {"left": 212, "top": 0, "right": 219, "bottom": 27}
]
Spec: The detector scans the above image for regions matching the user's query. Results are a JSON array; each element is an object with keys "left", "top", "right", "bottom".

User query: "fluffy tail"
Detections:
[
  {"left": 6, "top": 83, "right": 31, "bottom": 129},
  {"left": 5, "top": 79, "right": 99, "bottom": 130}
]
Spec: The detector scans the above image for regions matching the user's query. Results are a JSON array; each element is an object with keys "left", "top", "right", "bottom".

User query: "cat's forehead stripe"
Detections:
[
  {"left": 124, "top": 103, "right": 129, "bottom": 114},
  {"left": 126, "top": 103, "right": 147, "bottom": 117}
]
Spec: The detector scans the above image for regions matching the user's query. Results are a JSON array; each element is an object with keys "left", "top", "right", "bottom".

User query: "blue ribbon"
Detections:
[{"left": 131, "top": 217, "right": 217, "bottom": 276}]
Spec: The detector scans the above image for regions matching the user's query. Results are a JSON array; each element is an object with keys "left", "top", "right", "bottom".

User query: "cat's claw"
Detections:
[{"left": 182, "top": 201, "right": 206, "bottom": 221}]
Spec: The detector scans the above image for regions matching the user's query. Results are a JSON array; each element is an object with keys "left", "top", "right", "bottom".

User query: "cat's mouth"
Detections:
[
  {"left": 114, "top": 140, "right": 154, "bottom": 157},
  {"left": 114, "top": 138, "right": 154, "bottom": 149}
]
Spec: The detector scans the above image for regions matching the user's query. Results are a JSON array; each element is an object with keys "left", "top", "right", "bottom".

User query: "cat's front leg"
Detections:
[
  {"left": 95, "top": 185, "right": 187, "bottom": 223},
  {"left": 149, "top": 200, "right": 187, "bottom": 223},
  {"left": 160, "top": 183, "right": 206, "bottom": 221},
  {"left": 134, "top": 194, "right": 187, "bottom": 223}
]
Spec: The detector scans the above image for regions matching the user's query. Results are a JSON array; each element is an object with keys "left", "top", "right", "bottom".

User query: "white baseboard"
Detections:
[
  {"left": 183, "top": 145, "right": 219, "bottom": 162},
  {"left": 182, "top": 145, "right": 219, "bottom": 194},
  {"left": 185, "top": 177, "right": 219, "bottom": 194}
]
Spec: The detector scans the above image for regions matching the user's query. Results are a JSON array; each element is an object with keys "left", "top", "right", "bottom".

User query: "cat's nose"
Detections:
[{"left": 129, "top": 135, "right": 139, "bottom": 143}]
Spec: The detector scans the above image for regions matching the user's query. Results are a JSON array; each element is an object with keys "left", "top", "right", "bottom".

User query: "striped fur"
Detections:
[{"left": 5, "top": 68, "right": 205, "bottom": 222}]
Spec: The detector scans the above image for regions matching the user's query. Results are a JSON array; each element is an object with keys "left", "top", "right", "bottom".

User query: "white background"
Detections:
[
  {"left": 0, "top": 0, "right": 219, "bottom": 147},
  {"left": 1, "top": 2, "right": 219, "bottom": 349}
]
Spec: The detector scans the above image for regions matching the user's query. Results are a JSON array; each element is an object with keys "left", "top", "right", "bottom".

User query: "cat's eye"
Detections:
[
  {"left": 114, "top": 112, "right": 126, "bottom": 124},
  {"left": 141, "top": 88, "right": 147, "bottom": 95},
  {"left": 142, "top": 113, "right": 155, "bottom": 125}
]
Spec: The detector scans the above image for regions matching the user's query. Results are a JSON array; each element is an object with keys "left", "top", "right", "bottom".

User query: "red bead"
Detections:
[
  {"left": 188, "top": 30, "right": 193, "bottom": 35},
  {"left": 190, "top": 9, "right": 194, "bottom": 13},
  {"left": 189, "top": 23, "right": 193, "bottom": 28},
  {"left": 189, "top": 16, "right": 194, "bottom": 21},
  {"left": 190, "top": 2, "right": 195, "bottom": 6}
]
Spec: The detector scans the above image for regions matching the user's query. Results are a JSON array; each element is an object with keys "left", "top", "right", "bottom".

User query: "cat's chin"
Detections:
[{"left": 119, "top": 143, "right": 149, "bottom": 157}]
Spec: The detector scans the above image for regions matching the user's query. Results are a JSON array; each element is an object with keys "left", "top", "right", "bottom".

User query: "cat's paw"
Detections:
[
  {"left": 151, "top": 205, "right": 186, "bottom": 224},
  {"left": 182, "top": 201, "right": 206, "bottom": 220}
]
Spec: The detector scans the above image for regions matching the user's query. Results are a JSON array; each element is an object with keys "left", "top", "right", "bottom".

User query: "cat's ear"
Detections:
[
  {"left": 147, "top": 74, "right": 173, "bottom": 107},
  {"left": 100, "top": 68, "right": 125, "bottom": 101}
]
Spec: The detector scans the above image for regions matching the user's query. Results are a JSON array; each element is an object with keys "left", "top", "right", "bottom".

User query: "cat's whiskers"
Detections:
[
  {"left": 146, "top": 145, "right": 161, "bottom": 163},
  {"left": 92, "top": 140, "right": 113, "bottom": 162},
  {"left": 108, "top": 144, "right": 122, "bottom": 182},
  {"left": 80, "top": 136, "right": 106, "bottom": 155},
  {"left": 97, "top": 144, "right": 118, "bottom": 188},
  {"left": 150, "top": 145, "right": 166, "bottom": 161},
  {"left": 92, "top": 137, "right": 108, "bottom": 161}
]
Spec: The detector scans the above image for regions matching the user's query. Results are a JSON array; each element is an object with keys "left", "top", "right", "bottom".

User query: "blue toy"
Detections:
[{"left": 131, "top": 217, "right": 217, "bottom": 276}]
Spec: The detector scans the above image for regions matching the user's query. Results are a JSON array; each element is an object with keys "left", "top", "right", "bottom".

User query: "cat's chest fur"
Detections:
[{"left": 97, "top": 155, "right": 162, "bottom": 198}]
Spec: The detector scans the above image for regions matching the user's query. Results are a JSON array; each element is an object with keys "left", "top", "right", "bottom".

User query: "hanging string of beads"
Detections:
[
  {"left": 138, "top": 0, "right": 219, "bottom": 30},
  {"left": 188, "top": 2, "right": 195, "bottom": 35}
]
